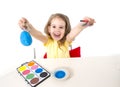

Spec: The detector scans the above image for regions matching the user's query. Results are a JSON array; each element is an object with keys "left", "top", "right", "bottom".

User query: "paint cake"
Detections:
[{"left": 17, "top": 60, "right": 51, "bottom": 87}]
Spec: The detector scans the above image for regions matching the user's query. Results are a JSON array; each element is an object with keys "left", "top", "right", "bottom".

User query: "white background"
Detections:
[{"left": 0, "top": 0, "right": 120, "bottom": 76}]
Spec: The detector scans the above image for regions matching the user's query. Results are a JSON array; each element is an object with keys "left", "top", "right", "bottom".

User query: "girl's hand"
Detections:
[
  {"left": 83, "top": 17, "right": 96, "bottom": 26},
  {"left": 18, "top": 17, "right": 30, "bottom": 31}
]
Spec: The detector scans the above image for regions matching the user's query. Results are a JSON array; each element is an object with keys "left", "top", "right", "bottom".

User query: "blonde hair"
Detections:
[{"left": 44, "top": 13, "right": 71, "bottom": 45}]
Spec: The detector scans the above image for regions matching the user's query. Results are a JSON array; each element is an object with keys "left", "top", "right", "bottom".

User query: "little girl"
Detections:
[{"left": 18, "top": 13, "right": 95, "bottom": 58}]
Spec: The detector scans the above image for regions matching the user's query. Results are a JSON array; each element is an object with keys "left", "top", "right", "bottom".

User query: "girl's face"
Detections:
[{"left": 48, "top": 17, "right": 66, "bottom": 41}]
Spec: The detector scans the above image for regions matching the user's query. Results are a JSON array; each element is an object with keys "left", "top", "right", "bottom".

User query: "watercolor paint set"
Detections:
[{"left": 17, "top": 60, "right": 51, "bottom": 87}]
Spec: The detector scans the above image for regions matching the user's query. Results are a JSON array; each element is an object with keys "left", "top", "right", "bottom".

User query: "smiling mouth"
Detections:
[{"left": 53, "top": 33, "right": 61, "bottom": 38}]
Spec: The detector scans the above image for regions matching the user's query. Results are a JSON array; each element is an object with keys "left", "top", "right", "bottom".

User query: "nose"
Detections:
[{"left": 55, "top": 27, "right": 60, "bottom": 32}]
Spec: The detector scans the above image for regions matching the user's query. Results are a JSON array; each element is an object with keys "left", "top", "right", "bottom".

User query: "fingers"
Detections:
[
  {"left": 21, "top": 17, "right": 28, "bottom": 23},
  {"left": 83, "top": 17, "right": 95, "bottom": 26},
  {"left": 18, "top": 17, "right": 28, "bottom": 29}
]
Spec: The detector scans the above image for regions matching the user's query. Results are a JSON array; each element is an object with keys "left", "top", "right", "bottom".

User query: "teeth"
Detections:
[{"left": 55, "top": 33, "right": 60, "bottom": 35}]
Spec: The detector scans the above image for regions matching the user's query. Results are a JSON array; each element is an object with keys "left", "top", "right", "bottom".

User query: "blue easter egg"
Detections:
[{"left": 20, "top": 31, "right": 32, "bottom": 46}]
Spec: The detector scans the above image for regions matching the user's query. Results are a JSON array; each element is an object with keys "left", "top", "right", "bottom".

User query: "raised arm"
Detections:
[
  {"left": 18, "top": 17, "right": 48, "bottom": 43},
  {"left": 66, "top": 17, "right": 95, "bottom": 42}
]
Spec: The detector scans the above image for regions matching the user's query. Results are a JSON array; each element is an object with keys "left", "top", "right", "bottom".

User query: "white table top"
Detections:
[{"left": 0, "top": 55, "right": 120, "bottom": 87}]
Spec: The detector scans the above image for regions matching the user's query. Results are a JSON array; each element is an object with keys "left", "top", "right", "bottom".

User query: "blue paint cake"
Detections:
[{"left": 54, "top": 68, "right": 70, "bottom": 80}]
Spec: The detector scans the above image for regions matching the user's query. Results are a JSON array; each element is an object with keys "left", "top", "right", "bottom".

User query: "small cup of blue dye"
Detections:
[{"left": 53, "top": 68, "right": 70, "bottom": 80}]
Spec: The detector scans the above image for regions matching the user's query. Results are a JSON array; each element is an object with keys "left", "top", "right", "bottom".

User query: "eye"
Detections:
[
  {"left": 59, "top": 26, "right": 64, "bottom": 29},
  {"left": 52, "top": 25, "right": 56, "bottom": 28}
]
